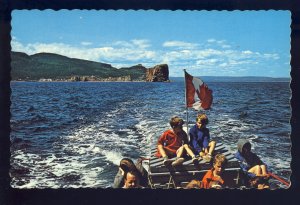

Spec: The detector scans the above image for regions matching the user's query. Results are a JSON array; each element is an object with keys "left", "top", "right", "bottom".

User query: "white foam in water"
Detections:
[
  {"left": 11, "top": 82, "right": 291, "bottom": 189},
  {"left": 264, "top": 156, "right": 291, "bottom": 170},
  {"left": 92, "top": 146, "right": 101, "bottom": 153},
  {"left": 100, "top": 149, "right": 124, "bottom": 166}
]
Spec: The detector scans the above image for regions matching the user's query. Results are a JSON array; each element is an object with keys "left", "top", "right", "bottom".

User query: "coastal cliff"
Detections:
[
  {"left": 146, "top": 64, "right": 170, "bottom": 82},
  {"left": 11, "top": 52, "right": 169, "bottom": 82}
]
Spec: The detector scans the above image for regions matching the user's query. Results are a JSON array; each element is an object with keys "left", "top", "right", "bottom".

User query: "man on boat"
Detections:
[
  {"left": 189, "top": 113, "right": 216, "bottom": 162},
  {"left": 122, "top": 170, "right": 142, "bottom": 188},
  {"left": 113, "top": 158, "right": 148, "bottom": 188},
  {"left": 155, "top": 116, "right": 198, "bottom": 166}
]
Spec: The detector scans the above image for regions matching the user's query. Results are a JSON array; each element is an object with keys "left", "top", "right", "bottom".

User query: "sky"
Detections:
[{"left": 11, "top": 10, "right": 291, "bottom": 77}]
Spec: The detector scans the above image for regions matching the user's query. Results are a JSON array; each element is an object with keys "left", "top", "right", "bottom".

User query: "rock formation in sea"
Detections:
[{"left": 145, "top": 64, "right": 170, "bottom": 82}]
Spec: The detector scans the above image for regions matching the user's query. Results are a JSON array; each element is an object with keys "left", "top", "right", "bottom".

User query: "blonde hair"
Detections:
[{"left": 213, "top": 154, "right": 227, "bottom": 167}]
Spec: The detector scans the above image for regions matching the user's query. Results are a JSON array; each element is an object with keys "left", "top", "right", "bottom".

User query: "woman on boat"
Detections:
[
  {"left": 155, "top": 116, "right": 198, "bottom": 166},
  {"left": 235, "top": 139, "right": 269, "bottom": 189},
  {"left": 113, "top": 158, "right": 148, "bottom": 188},
  {"left": 189, "top": 113, "right": 216, "bottom": 162}
]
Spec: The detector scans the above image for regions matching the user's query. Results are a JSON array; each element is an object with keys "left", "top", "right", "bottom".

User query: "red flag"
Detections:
[{"left": 184, "top": 70, "right": 213, "bottom": 110}]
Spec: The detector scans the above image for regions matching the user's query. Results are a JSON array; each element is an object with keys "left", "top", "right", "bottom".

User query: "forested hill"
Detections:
[{"left": 10, "top": 51, "right": 147, "bottom": 81}]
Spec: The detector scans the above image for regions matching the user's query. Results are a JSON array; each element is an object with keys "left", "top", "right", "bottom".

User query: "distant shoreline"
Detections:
[
  {"left": 10, "top": 75, "right": 290, "bottom": 83},
  {"left": 10, "top": 80, "right": 290, "bottom": 83},
  {"left": 10, "top": 80, "right": 148, "bottom": 83}
]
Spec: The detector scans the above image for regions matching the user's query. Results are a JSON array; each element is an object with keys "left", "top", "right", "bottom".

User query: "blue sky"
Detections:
[{"left": 11, "top": 10, "right": 290, "bottom": 77}]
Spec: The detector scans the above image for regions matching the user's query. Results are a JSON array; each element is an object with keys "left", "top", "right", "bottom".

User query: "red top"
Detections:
[
  {"left": 202, "top": 169, "right": 224, "bottom": 189},
  {"left": 155, "top": 129, "right": 188, "bottom": 158}
]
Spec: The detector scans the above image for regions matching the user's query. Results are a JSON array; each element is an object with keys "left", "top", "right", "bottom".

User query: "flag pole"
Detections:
[{"left": 183, "top": 69, "right": 189, "bottom": 136}]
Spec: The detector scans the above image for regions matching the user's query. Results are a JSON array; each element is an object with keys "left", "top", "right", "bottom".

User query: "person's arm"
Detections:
[
  {"left": 113, "top": 169, "right": 124, "bottom": 188},
  {"left": 235, "top": 152, "right": 250, "bottom": 173}
]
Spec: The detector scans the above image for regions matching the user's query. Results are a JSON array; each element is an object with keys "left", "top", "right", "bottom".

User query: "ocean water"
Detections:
[{"left": 10, "top": 81, "right": 291, "bottom": 188}]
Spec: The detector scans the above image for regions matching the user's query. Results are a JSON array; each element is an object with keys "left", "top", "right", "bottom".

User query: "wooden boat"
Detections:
[{"left": 146, "top": 142, "right": 246, "bottom": 189}]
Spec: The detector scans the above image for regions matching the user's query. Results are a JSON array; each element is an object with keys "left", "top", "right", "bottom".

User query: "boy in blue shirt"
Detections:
[{"left": 189, "top": 113, "right": 216, "bottom": 162}]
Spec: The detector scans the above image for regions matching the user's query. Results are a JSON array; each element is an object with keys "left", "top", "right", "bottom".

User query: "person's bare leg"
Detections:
[
  {"left": 171, "top": 146, "right": 185, "bottom": 166},
  {"left": 158, "top": 144, "right": 167, "bottom": 158},
  {"left": 208, "top": 141, "right": 216, "bottom": 155},
  {"left": 183, "top": 144, "right": 196, "bottom": 158},
  {"left": 260, "top": 165, "right": 268, "bottom": 176},
  {"left": 199, "top": 151, "right": 205, "bottom": 157},
  {"left": 248, "top": 165, "right": 261, "bottom": 176},
  {"left": 176, "top": 146, "right": 184, "bottom": 158},
  {"left": 158, "top": 145, "right": 175, "bottom": 166}
]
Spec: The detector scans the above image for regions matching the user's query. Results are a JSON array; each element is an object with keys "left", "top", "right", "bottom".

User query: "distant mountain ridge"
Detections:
[
  {"left": 11, "top": 51, "right": 147, "bottom": 81},
  {"left": 11, "top": 51, "right": 290, "bottom": 82},
  {"left": 170, "top": 76, "right": 290, "bottom": 83}
]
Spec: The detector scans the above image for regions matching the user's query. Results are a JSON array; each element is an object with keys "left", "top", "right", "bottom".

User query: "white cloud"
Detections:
[
  {"left": 207, "top": 39, "right": 216, "bottom": 43},
  {"left": 222, "top": 44, "right": 231, "bottom": 49},
  {"left": 219, "top": 63, "right": 228, "bottom": 67},
  {"left": 162, "top": 41, "right": 198, "bottom": 49},
  {"left": 11, "top": 38, "right": 282, "bottom": 76},
  {"left": 131, "top": 39, "right": 151, "bottom": 49},
  {"left": 263, "top": 53, "right": 280, "bottom": 60},
  {"left": 113, "top": 41, "right": 134, "bottom": 48},
  {"left": 81, "top": 41, "right": 92, "bottom": 46},
  {"left": 242, "top": 50, "right": 253, "bottom": 54},
  {"left": 196, "top": 59, "right": 219, "bottom": 66}
]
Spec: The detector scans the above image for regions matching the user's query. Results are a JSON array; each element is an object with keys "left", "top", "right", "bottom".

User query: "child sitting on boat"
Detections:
[
  {"left": 235, "top": 139, "right": 269, "bottom": 189},
  {"left": 185, "top": 154, "right": 227, "bottom": 189},
  {"left": 155, "top": 116, "right": 198, "bottom": 166},
  {"left": 201, "top": 153, "right": 228, "bottom": 189},
  {"left": 189, "top": 113, "right": 216, "bottom": 162}
]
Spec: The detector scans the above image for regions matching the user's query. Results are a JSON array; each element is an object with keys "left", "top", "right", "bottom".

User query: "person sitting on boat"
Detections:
[
  {"left": 113, "top": 157, "right": 148, "bottom": 188},
  {"left": 201, "top": 153, "right": 227, "bottom": 189},
  {"left": 155, "top": 116, "right": 198, "bottom": 166},
  {"left": 235, "top": 139, "right": 269, "bottom": 189},
  {"left": 122, "top": 170, "right": 143, "bottom": 188},
  {"left": 189, "top": 113, "right": 216, "bottom": 162}
]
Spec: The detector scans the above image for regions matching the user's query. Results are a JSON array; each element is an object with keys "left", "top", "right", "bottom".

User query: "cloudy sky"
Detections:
[{"left": 12, "top": 10, "right": 290, "bottom": 77}]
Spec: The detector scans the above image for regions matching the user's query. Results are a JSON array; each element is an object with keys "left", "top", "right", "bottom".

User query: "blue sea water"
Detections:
[{"left": 10, "top": 81, "right": 291, "bottom": 188}]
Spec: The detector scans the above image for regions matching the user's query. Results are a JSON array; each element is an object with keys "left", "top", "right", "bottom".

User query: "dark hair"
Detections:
[
  {"left": 169, "top": 116, "right": 184, "bottom": 129},
  {"left": 243, "top": 142, "right": 251, "bottom": 150},
  {"left": 124, "top": 170, "right": 140, "bottom": 181},
  {"left": 120, "top": 158, "right": 136, "bottom": 173}
]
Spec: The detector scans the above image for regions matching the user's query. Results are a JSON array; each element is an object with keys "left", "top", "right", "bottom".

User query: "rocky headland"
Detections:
[{"left": 11, "top": 52, "right": 170, "bottom": 82}]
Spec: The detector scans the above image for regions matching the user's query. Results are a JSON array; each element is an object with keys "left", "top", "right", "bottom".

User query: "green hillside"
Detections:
[{"left": 11, "top": 52, "right": 147, "bottom": 81}]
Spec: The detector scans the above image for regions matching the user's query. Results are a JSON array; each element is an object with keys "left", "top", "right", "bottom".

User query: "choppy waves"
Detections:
[{"left": 10, "top": 82, "right": 291, "bottom": 188}]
